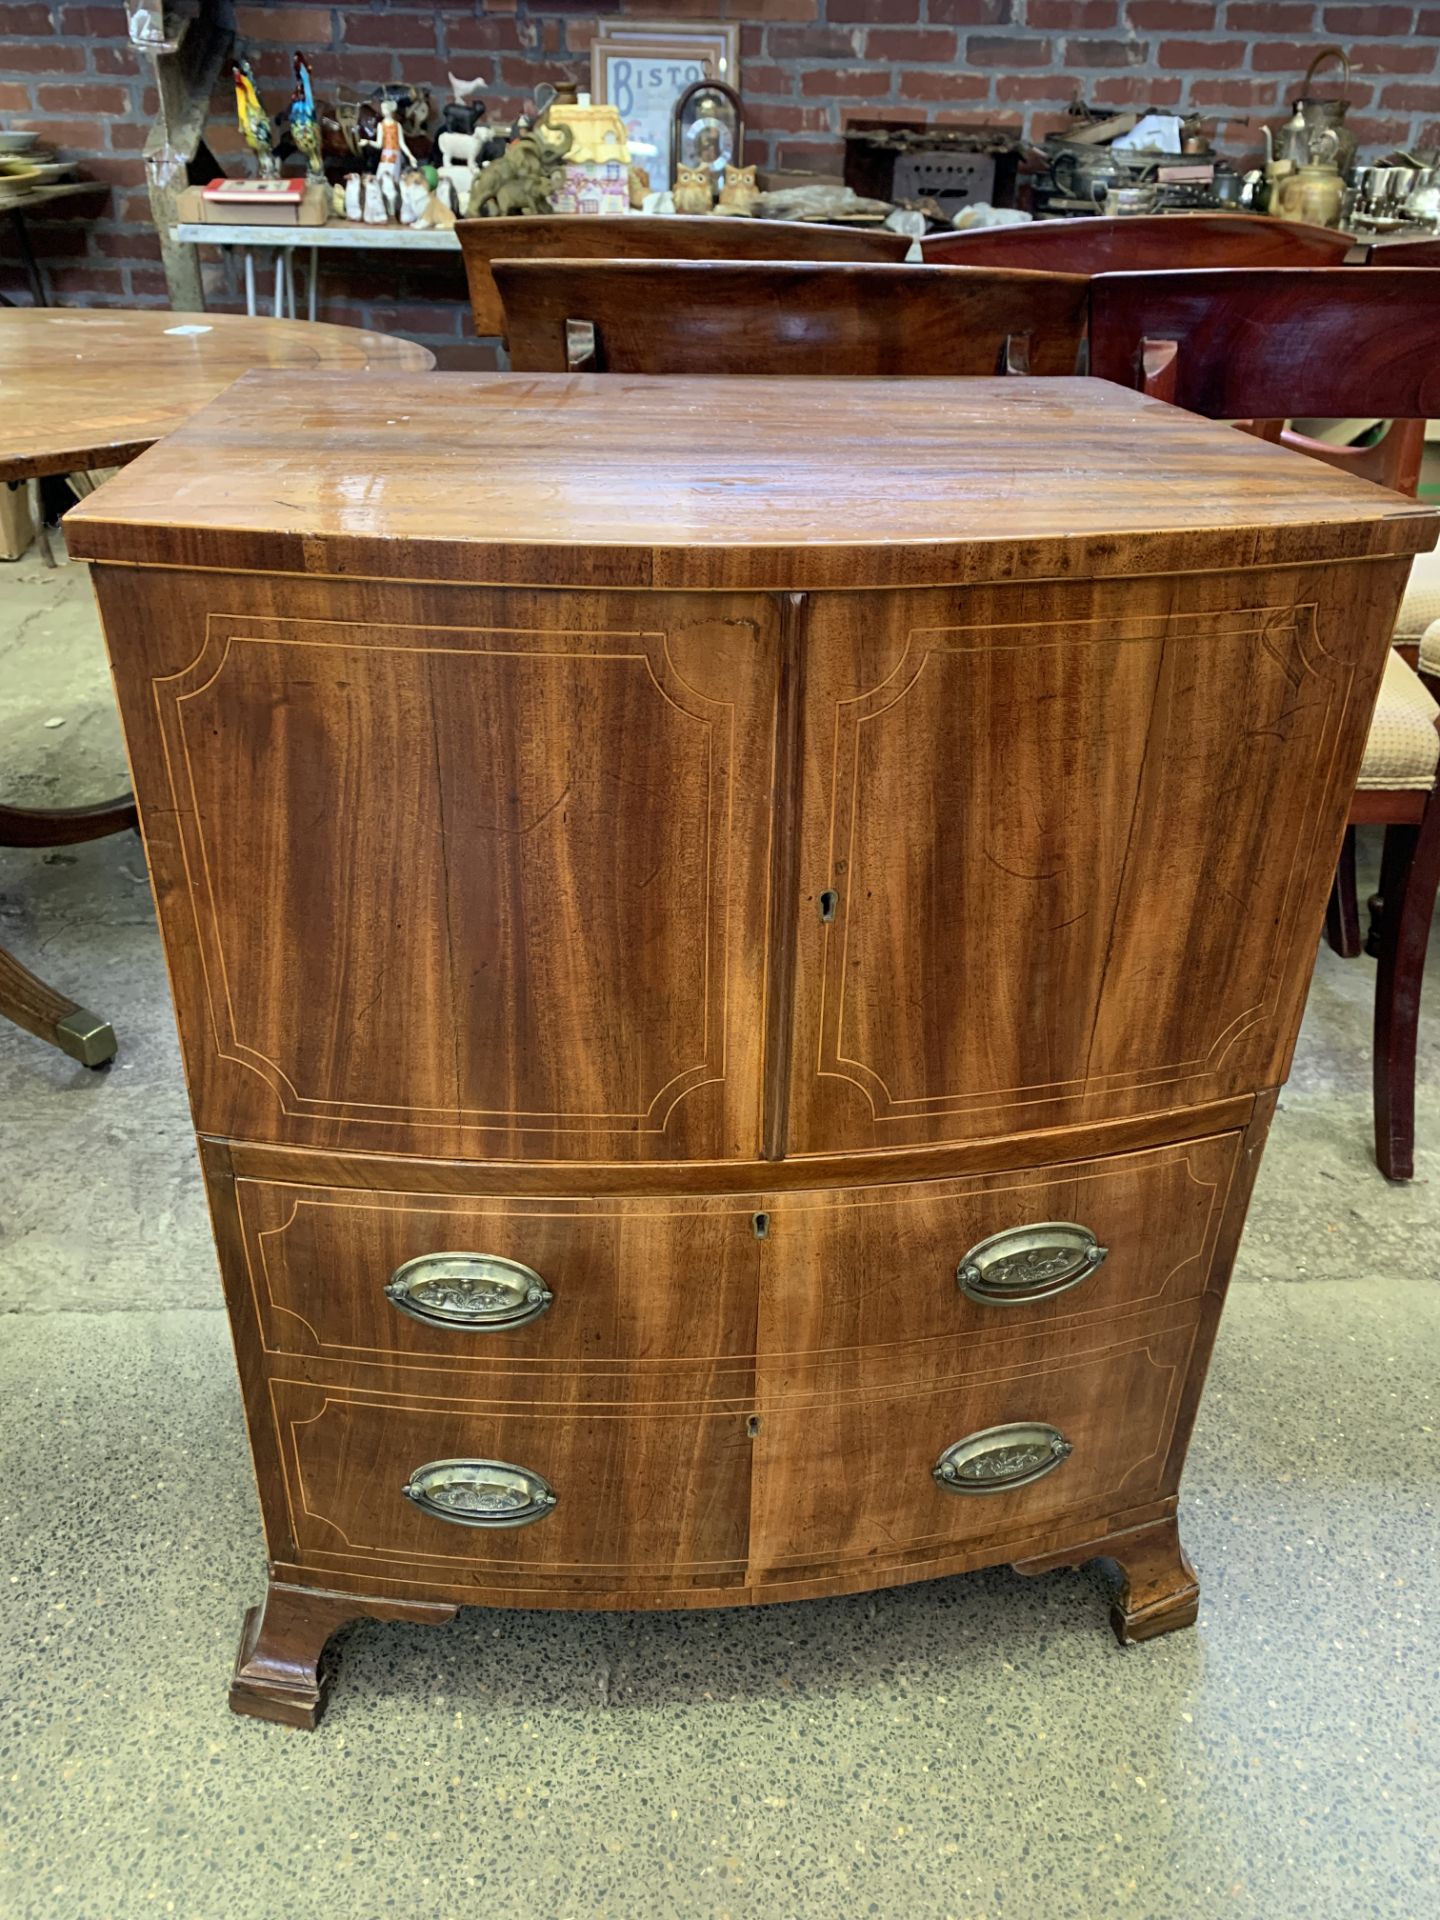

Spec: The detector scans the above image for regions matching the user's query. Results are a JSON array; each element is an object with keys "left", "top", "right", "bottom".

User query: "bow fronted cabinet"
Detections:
[{"left": 66, "top": 372, "right": 1436, "bottom": 1726}]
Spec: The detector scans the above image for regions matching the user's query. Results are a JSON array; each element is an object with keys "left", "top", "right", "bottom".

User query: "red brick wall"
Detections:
[{"left": 3, "top": 1, "right": 1439, "bottom": 353}]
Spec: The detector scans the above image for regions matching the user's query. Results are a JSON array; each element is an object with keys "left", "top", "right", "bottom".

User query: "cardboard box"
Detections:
[{"left": 177, "top": 180, "right": 330, "bottom": 226}]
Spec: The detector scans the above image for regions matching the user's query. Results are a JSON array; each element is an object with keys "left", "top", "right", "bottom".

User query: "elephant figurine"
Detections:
[{"left": 467, "top": 125, "right": 572, "bottom": 218}]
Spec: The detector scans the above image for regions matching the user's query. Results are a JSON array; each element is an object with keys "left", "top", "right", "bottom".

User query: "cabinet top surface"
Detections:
[{"left": 64, "top": 371, "right": 1437, "bottom": 589}]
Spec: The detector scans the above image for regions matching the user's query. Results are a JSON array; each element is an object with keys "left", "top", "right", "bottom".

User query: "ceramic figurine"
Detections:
[
  {"left": 413, "top": 184, "right": 458, "bottom": 231},
  {"left": 628, "top": 163, "right": 651, "bottom": 209},
  {"left": 541, "top": 89, "right": 630, "bottom": 217},
  {"left": 379, "top": 167, "right": 400, "bottom": 220},
  {"left": 673, "top": 164, "right": 714, "bottom": 215},
  {"left": 362, "top": 96, "right": 414, "bottom": 189},
  {"left": 343, "top": 172, "right": 362, "bottom": 221},
  {"left": 399, "top": 167, "right": 430, "bottom": 225},
  {"left": 362, "top": 172, "right": 387, "bottom": 224},
  {"left": 442, "top": 72, "right": 487, "bottom": 140},
  {"left": 232, "top": 59, "right": 278, "bottom": 179},
  {"left": 717, "top": 163, "right": 759, "bottom": 216},
  {"left": 436, "top": 127, "right": 483, "bottom": 213},
  {"left": 467, "top": 126, "right": 571, "bottom": 217},
  {"left": 288, "top": 51, "right": 324, "bottom": 179}
]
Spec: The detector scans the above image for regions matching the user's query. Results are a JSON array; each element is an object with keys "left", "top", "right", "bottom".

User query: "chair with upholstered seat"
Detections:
[
  {"left": 1090, "top": 266, "right": 1440, "bottom": 1178},
  {"left": 1394, "top": 547, "right": 1440, "bottom": 665}
]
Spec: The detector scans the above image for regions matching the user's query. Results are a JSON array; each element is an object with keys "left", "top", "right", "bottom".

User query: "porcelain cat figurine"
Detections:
[
  {"left": 413, "top": 184, "right": 458, "bottom": 230},
  {"left": 362, "top": 173, "right": 387, "bottom": 224},
  {"left": 342, "top": 172, "right": 362, "bottom": 221},
  {"left": 673, "top": 164, "right": 713, "bottom": 215},
  {"left": 398, "top": 167, "right": 430, "bottom": 225},
  {"left": 717, "top": 163, "right": 758, "bottom": 216}
]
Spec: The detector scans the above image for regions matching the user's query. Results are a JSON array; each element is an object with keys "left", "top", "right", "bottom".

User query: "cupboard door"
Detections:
[
  {"left": 97, "top": 571, "right": 779, "bottom": 1161},
  {"left": 785, "top": 566, "right": 1393, "bottom": 1154}
]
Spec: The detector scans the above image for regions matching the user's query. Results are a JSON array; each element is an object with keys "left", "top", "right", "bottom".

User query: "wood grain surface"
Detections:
[
  {"left": 93, "top": 571, "right": 779, "bottom": 1163},
  {"left": 234, "top": 1176, "right": 761, "bottom": 1386},
  {"left": 1088, "top": 268, "right": 1440, "bottom": 420},
  {"left": 0, "top": 307, "right": 433, "bottom": 483},
  {"left": 75, "top": 365, "right": 1433, "bottom": 1694},
  {"left": 749, "top": 1315, "right": 1198, "bottom": 1575},
  {"left": 495, "top": 259, "right": 1089, "bottom": 376},
  {"left": 756, "top": 1133, "right": 1241, "bottom": 1396},
  {"left": 921, "top": 211, "right": 1358, "bottom": 270},
  {"left": 268, "top": 1375, "right": 755, "bottom": 1585},
  {"left": 783, "top": 561, "right": 1414, "bottom": 1152},
  {"left": 457, "top": 213, "right": 911, "bottom": 337},
  {"left": 63, "top": 373, "right": 1438, "bottom": 588}
]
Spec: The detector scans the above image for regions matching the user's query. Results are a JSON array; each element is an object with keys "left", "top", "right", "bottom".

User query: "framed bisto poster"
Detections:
[{"left": 592, "top": 21, "right": 740, "bottom": 190}]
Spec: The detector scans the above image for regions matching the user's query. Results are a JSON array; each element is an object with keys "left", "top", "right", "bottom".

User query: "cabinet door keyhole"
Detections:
[{"left": 818, "top": 890, "right": 838, "bottom": 923}]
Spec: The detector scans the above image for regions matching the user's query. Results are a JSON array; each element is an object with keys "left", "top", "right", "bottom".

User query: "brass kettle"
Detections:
[{"left": 1267, "top": 46, "right": 1357, "bottom": 179}]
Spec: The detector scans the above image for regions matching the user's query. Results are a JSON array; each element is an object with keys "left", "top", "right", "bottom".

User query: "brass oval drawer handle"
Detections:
[
  {"left": 385, "top": 1253, "right": 554, "bottom": 1331},
  {"left": 956, "top": 1222, "right": 1107, "bottom": 1306},
  {"left": 933, "top": 1423, "right": 1073, "bottom": 1495},
  {"left": 401, "top": 1458, "right": 558, "bottom": 1529}
]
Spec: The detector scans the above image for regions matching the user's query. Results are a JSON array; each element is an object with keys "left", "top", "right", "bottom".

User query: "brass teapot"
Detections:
[{"left": 1273, "top": 143, "right": 1345, "bottom": 229}]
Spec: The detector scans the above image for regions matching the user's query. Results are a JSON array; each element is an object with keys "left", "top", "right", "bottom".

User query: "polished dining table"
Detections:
[{"left": 1, "top": 306, "right": 434, "bottom": 1067}]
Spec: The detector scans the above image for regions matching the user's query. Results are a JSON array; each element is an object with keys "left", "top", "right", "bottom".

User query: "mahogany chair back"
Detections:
[
  {"left": 458, "top": 214, "right": 912, "bottom": 336},
  {"left": 921, "top": 212, "right": 1359, "bottom": 272},
  {"left": 1359, "top": 235, "right": 1440, "bottom": 266},
  {"left": 1088, "top": 266, "right": 1440, "bottom": 493},
  {"left": 495, "top": 259, "right": 1090, "bottom": 376}
]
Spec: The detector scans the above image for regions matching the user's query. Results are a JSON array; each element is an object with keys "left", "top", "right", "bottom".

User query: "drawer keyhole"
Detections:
[{"left": 818, "top": 890, "right": 838, "bottom": 923}]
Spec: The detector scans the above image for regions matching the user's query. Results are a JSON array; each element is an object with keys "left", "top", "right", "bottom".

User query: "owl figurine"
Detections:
[
  {"left": 673, "top": 164, "right": 714, "bottom": 215},
  {"left": 717, "top": 164, "right": 758, "bottom": 216}
]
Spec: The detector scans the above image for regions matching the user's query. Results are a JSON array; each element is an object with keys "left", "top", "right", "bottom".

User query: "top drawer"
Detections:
[
  {"left": 758, "top": 1131, "right": 1242, "bottom": 1396},
  {"left": 227, "top": 1131, "right": 1238, "bottom": 1394}
]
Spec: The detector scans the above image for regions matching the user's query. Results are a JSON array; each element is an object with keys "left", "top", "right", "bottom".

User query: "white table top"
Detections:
[{"left": 173, "top": 221, "right": 461, "bottom": 250}]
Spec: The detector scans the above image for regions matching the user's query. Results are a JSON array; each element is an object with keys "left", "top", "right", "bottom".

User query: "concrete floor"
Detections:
[{"left": 1, "top": 546, "right": 1437, "bottom": 1920}]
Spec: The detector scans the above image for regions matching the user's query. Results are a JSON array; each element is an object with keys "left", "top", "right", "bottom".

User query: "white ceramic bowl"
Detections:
[{"left": 0, "top": 130, "right": 41, "bottom": 153}]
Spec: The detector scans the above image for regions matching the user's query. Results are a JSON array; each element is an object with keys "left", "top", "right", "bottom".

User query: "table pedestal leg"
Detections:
[
  {"left": 25, "top": 477, "right": 53, "bottom": 566},
  {"left": 0, "top": 942, "right": 117, "bottom": 1066}
]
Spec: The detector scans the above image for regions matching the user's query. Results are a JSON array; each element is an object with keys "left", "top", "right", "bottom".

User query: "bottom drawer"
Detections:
[
  {"left": 750, "top": 1316, "right": 1197, "bottom": 1575},
  {"left": 269, "top": 1377, "right": 751, "bottom": 1586}
]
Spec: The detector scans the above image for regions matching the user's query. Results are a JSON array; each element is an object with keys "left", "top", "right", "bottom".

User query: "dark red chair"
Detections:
[
  {"left": 921, "top": 211, "right": 1359, "bottom": 271},
  {"left": 1090, "top": 266, "right": 1440, "bottom": 1180}
]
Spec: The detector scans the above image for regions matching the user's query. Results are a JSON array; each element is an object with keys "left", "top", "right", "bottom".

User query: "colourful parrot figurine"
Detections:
[
  {"left": 289, "top": 51, "right": 323, "bottom": 179},
  {"left": 232, "top": 59, "right": 277, "bottom": 178}
]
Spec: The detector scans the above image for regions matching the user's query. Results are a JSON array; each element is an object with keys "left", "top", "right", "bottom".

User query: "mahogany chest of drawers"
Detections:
[{"left": 66, "top": 373, "right": 1436, "bottom": 1726}]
